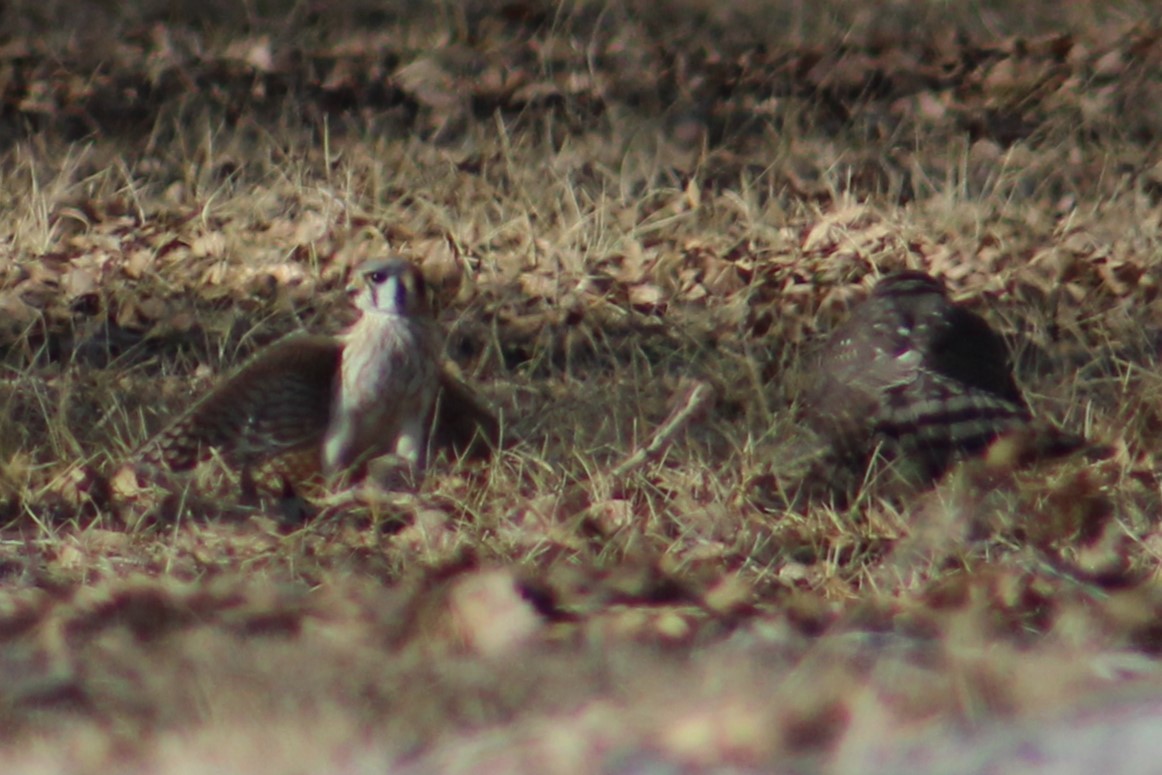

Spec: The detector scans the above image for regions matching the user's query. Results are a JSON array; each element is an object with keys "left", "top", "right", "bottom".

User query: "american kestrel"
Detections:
[
  {"left": 322, "top": 257, "right": 442, "bottom": 476},
  {"left": 802, "top": 271, "right": 1084, "bottom": 491},
  {"left": 134, "top": 257, "right": 496, "bottom": 493}
]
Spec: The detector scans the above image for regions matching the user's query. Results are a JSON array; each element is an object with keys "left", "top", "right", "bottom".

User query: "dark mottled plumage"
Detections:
[{"left": 803, "top": 271, "right": 1084, "bottom": 492}]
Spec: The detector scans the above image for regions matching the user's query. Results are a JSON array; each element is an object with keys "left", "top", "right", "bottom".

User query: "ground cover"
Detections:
[{"left": 1, "top": 1, "right": 1162, "bottom": 771}]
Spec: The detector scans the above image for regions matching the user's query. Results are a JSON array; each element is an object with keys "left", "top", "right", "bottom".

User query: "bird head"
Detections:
[
  {"left": 871, "top": 271, "right": 947, "bottom": 301},
  {"left": 348, "top": 257, "right": 431, "bottom": 317}
]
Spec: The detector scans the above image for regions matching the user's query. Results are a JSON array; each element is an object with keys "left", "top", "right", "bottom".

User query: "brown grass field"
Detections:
[{"left": 2, "top": 0, "right": 1162, "bottom": 772}]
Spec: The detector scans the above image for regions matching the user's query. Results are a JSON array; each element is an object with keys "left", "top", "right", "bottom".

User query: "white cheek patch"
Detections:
[{"left": 378, "top": 276, "right": 402, "bottom": 314}]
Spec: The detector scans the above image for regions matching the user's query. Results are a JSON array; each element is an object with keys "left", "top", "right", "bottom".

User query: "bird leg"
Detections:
[
  {"left": 321, "top": 416, "right": 355, "bottom": 478},
  {"left": 393, "top": 415, "right": 428, "bottom": 472}
]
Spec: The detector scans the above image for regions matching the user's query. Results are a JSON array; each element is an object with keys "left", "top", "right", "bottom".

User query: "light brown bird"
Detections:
[
  {"left": 323, "top": 257, "right": 443, "bottom": 475},
  {"left": 134, "top": 257, "right": 497, "bottom": 494},
  {"left": 801, "top": 271, "right": 1086, "bottom": 496}
]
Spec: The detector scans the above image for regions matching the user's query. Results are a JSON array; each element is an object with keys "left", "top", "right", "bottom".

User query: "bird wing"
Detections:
[
  {"left": 136, "top": 334, "right": 340, "bottom": 471},
  {"left": 432, "top": 367, "right": 501, "bottom": 459}
]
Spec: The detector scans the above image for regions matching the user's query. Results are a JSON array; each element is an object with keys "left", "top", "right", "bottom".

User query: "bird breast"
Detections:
[{"left": 339, "top": 313, "right": 440, "bottom": 414}]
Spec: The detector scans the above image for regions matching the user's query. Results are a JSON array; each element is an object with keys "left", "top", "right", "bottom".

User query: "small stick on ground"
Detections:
[
  {"left": 610, "top": 379, "right": 716, "bottom": 480},
  {"left": 549, "top": 379, "right": 717, "bottom": 522}
]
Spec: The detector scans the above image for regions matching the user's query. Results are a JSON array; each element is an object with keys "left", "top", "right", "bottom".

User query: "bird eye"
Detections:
[{"left": 368, "top": 270, "right": 388, "bottom": 284}]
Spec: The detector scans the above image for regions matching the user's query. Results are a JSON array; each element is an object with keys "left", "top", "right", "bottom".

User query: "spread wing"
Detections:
[
  {"left": 136, "top": 335, "right": 340, "bottom": 472},
  {"left": 135, "top": 335, "right": 500, "bottom": 477}
]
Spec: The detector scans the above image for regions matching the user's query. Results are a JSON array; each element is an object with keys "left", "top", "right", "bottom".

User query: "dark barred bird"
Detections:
[{"left": 801, "top": 271, "right": 1086, "bottom": 501}]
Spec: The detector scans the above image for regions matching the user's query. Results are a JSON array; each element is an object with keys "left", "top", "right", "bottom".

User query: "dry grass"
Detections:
[{"left": 1, "top": 0, "right": 1162, "bottom": 772}]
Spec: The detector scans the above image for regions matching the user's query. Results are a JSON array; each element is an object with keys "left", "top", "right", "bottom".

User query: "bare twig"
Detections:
[{"left": 610, "top": 379, "right": 716, "bottom": 480}]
